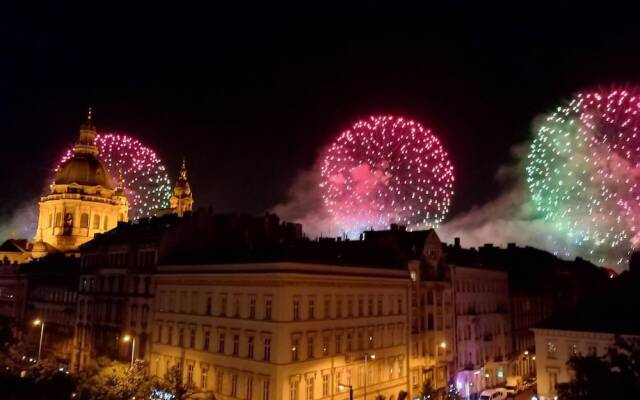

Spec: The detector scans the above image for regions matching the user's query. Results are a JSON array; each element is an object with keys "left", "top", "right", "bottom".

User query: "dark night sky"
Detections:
[{"left": 3, "top": 3, "right": 640, "bottom": 226}]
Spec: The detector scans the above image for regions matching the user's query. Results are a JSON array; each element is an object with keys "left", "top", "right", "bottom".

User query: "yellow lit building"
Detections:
[
  {"left": 168, "top": 158, "right": 194, "bottom": 217},
  {"left": 32, "top": 111, "right": 128, "bottom": 257}
]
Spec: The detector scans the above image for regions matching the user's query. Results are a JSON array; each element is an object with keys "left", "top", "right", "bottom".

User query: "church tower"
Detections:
[
  {"left": 32, "top": 110, "right": 129, "bottom": 257},
  {"left": 168, "top": 158, "right": 194, "bottom": 217}
]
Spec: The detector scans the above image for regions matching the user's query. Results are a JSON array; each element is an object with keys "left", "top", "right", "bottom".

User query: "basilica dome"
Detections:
[{"left": 54, "top": 153, "right": 114, "bottom": 189}]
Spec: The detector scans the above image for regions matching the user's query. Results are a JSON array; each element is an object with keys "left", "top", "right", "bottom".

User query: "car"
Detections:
[{"left": 479, "top": 388, "right": 508, "bottom": 400}]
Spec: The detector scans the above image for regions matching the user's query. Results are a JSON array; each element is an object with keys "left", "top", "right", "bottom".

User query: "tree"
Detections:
[
  {"left": 557, "top": 336, "right": 640, "bottom": 400},
  {"left": 420, "top": 380, "right": 437, "bottom": 400},
  {"left": 157, "top": 365, "right": 194, "bottom": 400},
  {"left": 445, "top": 379, "right": 462, "bottom": 400},
  {"left": 75, "top": 357, "right": 158, "bottom": 400}
]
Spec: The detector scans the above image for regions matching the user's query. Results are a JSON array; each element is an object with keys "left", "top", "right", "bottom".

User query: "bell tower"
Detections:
[{"left": 168, "top": 158, "right": 194, "bottom": 217}]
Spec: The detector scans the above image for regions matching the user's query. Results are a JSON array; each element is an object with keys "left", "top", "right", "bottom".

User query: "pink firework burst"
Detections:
[{"left": 320, "top": 115, "right": 455, "bottom": 236}]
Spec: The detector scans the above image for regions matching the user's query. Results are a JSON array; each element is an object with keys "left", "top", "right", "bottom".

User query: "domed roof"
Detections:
[{"left": 54, "top": 153, "right": 114, "bottom": 189}]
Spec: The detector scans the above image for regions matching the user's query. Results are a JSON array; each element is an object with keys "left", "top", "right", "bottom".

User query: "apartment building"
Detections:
[
  {"left": 150, "top": 262, "right": 411, "bottom": 400},
  {"left": 452, "top": 266, "right": 510, "bottom": 398}
]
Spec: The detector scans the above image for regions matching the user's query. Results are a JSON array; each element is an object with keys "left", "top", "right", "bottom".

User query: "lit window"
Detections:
[{"left": 547, "top": 341, "right": 558, "bottom": 359}]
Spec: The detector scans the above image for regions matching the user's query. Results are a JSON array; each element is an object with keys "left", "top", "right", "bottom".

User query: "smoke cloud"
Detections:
[
  {"left": 0, "top": 199, "right": 38, "bottom": 243},
  {"left": 273, "top": 139, "right": 630, "bottom": 270}
]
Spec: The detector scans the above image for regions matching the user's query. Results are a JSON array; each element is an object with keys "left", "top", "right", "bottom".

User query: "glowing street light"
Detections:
[
  {"left": 439, "top": 341, "right": 447, "bottom": 349},
  {"left": 337, "top": 383, "right": 353, "bottom": 400},
  {"left": 32, "top": 318, "right": 45, "bottom": 362},
  {"left": 122, "top": 334, "right": 136, "bottom": 368}
]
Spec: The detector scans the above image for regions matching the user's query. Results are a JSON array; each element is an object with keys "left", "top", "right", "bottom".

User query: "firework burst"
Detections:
[
  {"left": 527, "top": 87, "right": 640, "bottom": 264},
  {"left": 58, "top": 133, "right": 171, "bottom": 219},
  {"left": 320, "top": 115, "right": 455, "bottom": 236}
]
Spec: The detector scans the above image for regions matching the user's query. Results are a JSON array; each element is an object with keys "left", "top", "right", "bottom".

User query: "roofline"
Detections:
[{"left": 157, "top": 261, "right": 410, "bottom": 280}]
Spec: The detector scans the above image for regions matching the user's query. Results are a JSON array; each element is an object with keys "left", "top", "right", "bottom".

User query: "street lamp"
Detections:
[
  {"left": 364, "top": 353, "right": 375, "bottom": 400},
  {"left": 440, "top": 341, "right": 447, "bottom": 349},
  {"left": 122, "top": 334, "right": 136, "bottom": 368},
  {"left": 32, "top": 318, "right": 45, "bottom": 362},
  {"left": 338, "top": 383, "right": 353, "bottom": 400}
]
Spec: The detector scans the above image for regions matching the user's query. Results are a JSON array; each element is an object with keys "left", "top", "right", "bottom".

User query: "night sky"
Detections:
[{"left": 3, "top": 4, "right": 640, "bottom": 233}]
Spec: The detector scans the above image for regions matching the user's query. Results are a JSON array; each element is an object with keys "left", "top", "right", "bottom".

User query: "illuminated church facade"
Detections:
[{"left": 32, "top": 111, "right": 129, "bottom": 257}]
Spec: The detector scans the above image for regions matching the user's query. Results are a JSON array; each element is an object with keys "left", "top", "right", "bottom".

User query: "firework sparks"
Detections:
[
  {"left": 320, "top": 115, "right": 455, "bottom": 236},
  {"left": 58, "top": 133, "right": 172, "bottom": 219}
]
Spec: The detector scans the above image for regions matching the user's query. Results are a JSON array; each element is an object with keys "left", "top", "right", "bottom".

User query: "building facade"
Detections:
[
  {"left": 532, "top": 328, "right": 629, "bottom": 400},
  {"left": 33, "top": 111, "right": 128, "bottom": 257},
  {"left": 149, "top": 263, "right": 411, "bottom": 400},
  {"left": 452, "top": 266, "right": 511, "bottom": 398}
]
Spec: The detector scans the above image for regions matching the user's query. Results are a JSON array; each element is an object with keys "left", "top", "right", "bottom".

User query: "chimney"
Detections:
[{"left": 454, "top": 237, "right": 461, "bottom": 248}]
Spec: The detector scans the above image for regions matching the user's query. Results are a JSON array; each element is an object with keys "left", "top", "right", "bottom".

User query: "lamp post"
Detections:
[
  {"left": 32, "top": 319, "right": 45, "bottom": 362},
  {"left": 338, "top": 383, "right": 353, "bottom": 400},
  {"left": 364, "top": 353, "right": 375, "bottom": 400},
  {"left": 122, "top": 334, "right": 136, "bottom": 368}
]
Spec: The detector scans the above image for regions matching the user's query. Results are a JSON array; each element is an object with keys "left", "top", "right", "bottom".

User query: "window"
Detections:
[
  {"left": 346, "top": 333, "right": 352, "bottom": 352},
  {"left": 218, "top": 332, "right": 225, "bottom": 353},
  {"left": 187, "top": 364, "right": 194, "bottom": 385},
  {"left": 306, "top": 377, "right": 314, "bottom": 400},
  {"left": 322, "top": 337, "right": 329, "bottom": 355},
  {"left": 377, "top": 297, "right": 383, "bottom": 315},
  {"left": 547, "top": 341, "right": 558, "bottom": 359},
  {"left": 397, "top": 298, "right": 403, "bottom": 314},
  {"left": 103, "top": 216, "right": 109, "bottom": 230},
  {"left": 549, "top": 371, "right": 558, "bottom": 394},
  {"left": 55, "top": 212, "right": 62, "bottom": 227},
  {"left": 264, "top": 337, "right": 271, "bottom": 361},
  {"left": 93, "top": 214, "right": 100, "bottom": 229},
  {"left": 569, "top": 343, "right": 578, "bottom": 357},
  {"left": 588, "top": 345, "right": 597, "bottom": 356},
  {"left": 81, "top": 213, "right": 89, "bottom": 228},
  {"left": 322, "top": 374, "right": 330, "bottom": 397},
  {"left": 216, "top": 370, "right": 224, "bottom": 393},
  {"left": 292, "top": 339, "right": 299, "bottom": 361},
  {"left": 233, "top": 334, "right": 240, "bottom": 355},
  {"left": 250, "top": 297, "right": 256, "bottom": 318},
  {"left": 167, "top": 326, "right": 173, "bottom": 345},
  {"left": 248, "top": 336, "right": 255, "bottom": 359},
  {"left": 265, "top": 298, "right": 272, "bottom": 320},
  {"left": 368, "top": 298, "right": 373, "bottom": 316},
  {"left": 336, "top": 299, "right": 343, "bottom": 318},
  {"left": 358, "top": 298, "right": 364, "bottom": 316},
  {"left": 206, "top": 296, "right": 212, "bottom": 315},
  {"left": 293, "top": 299, "right": 300, "bottom": 320},
  {"left": 308, "top": 299, "right": 315, "bottom": 319},
  {"left": 231, "top": 374, "right": 238, "bottom": 397},
  {"left": 290, "top": 381, "right": 298, "bottom": 400},
  {"left": 307, "top": 336, "right": 314, "bottom": 358},
  {"left": 263, "top": 381, "right": 270, "bottom": 400},
  {"left": 221, "top": 295, "right": 227, "bottom": 317},
  {"left": 178, "top": 327, "right": 184, "bottom": 347},
  {"left": 324, "top": 297, "right": 331, "bottom": 318},
  {"left": 247, "top": 376, "right": 254, "bottom": 400},
  {"left": 234, "top": 296, "right": 240, "bottom": 317},
  {"left": 335, "top": 334, "right": 342, "bottom": 354},
  {"left": 203, "top": 331, "right": 210, "bottom": 351},
  {"left": 347, "top": 299, "right": 353, "bottom": 317},
  {"left": 201, "top": 368, "right": 208, "bottom": 389}
]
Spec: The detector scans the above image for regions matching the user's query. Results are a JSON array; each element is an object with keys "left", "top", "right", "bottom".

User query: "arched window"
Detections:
[
  {"left": 93, "top": 214, "right": 100, "bottom": 229},
  {"left": 103, "top": 216, "right": 109, "bottom": 230},
  {"left": 55, "top": 212, "right": 63, "bottom": 227},
  {"left": 80, "top": 213, "right": 89, "bottom": 228}
]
